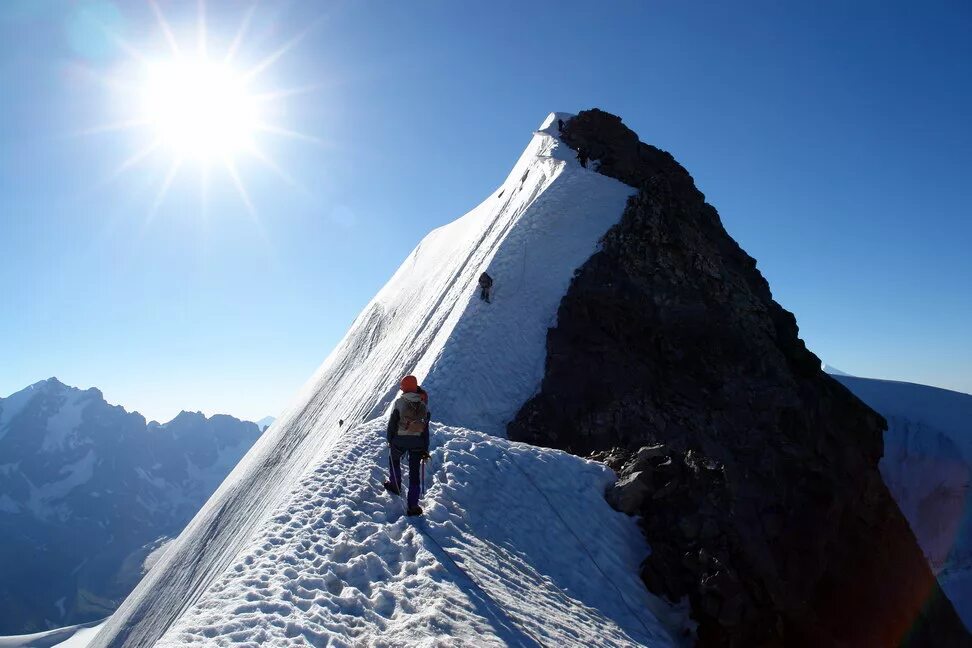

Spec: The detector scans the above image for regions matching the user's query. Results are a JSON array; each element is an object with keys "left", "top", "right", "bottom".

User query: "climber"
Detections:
[
  {"left": 478, "top": 271, "right": 494, "bottom": 303},
  {"left": 577, "top": 148, "right": 589, "bottom": 168},
  {"left": 384, "top": 375, "right": 430, "bottom": 516}
]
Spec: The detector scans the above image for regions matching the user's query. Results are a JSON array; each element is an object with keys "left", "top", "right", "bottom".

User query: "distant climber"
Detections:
[
  {"left": 577, "top": 148, "right": 589, "bottom": 168},
  {"left": 478, "top": 272, "right": 493, "bottom": 303},
  {"left": 339, "top": 419, "right": 344, "bottom": 428},
  {"left": 384, "top": 375, "right": 430, "bottom": 516}
]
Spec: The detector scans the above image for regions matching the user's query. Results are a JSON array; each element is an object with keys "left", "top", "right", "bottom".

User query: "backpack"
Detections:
[{"left": 399, "top": 397, "right": 428, "bottom": 436}]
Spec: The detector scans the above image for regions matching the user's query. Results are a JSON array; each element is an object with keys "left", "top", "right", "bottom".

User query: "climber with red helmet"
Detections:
[{"left": 384, "top": 375, "right": 431, "bottom": 516}]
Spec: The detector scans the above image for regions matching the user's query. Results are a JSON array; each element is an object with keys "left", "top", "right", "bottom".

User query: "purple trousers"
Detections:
[{"left": 389, "top": 444, "right": 423, "bottom": 508}]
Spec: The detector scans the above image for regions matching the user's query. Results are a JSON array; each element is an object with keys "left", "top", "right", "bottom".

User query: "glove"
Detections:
[{"left": 419, "top": 450, "right": 430, "bottom": 460}]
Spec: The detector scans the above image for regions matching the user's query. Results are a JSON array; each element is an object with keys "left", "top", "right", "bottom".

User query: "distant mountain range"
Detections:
[{"left": 0, "top": 378, "right": 264, "bottom": 634}]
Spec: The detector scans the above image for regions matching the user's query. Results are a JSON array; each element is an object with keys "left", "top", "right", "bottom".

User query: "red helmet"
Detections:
[{"left": 400, "top": 375, "right": 418, "bottom": 393}]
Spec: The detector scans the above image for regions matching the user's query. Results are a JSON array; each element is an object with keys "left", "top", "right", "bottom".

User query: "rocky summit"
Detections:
[{"left": 509, "top": 109, "right": 968, "bottom": 646}]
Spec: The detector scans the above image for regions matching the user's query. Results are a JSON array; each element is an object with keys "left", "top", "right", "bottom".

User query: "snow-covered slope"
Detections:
[
  {"left": 0, "top": 379, "right": 262, "bottom": 634},
  {"left": 91, "top": 114, "right": 654, "bottom": 647},
  {"left": 821, "top": 363, "right": 853, "bottom": 377},
  {"left": 156, "top": 421, "right": 684, "bottom": 646},
  {"left": 834, "top": 375, "right": 972, "bottom": 627},
  {"left": 0, "top": 619, "right": 103, "bottom": 648}
]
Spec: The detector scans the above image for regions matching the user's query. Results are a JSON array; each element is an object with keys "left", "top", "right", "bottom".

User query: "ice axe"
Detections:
[{"left": 421, "top": 456, "right": 427, "bottom": 496}]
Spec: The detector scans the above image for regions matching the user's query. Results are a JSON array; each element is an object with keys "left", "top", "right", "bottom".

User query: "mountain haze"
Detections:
[{"left": 0, "top": 379, "right": 262, "bottom": 633}]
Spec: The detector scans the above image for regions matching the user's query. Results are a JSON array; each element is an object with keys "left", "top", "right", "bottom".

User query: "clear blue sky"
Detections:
[{"left": 2, "top": 0, "right": 970, "bottom": 422}]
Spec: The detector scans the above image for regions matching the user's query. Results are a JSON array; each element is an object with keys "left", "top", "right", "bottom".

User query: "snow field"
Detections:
[
  {"left": 157, "top": 420, "right": 683, "bottom": 647},
  {"left": 0, "top": 620, "right": 104, "bottom": 648}
]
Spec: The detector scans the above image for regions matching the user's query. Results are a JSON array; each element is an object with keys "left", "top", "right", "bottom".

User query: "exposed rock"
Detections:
[{"left": 510, "top": 109, "right": 968, "bottom": 646}]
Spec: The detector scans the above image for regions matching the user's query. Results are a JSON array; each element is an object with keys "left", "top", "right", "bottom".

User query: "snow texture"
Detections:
[
  {"left": 155, "top": 421, "right": 682, "bottom": 647},
  {"left": 91, "top": 113, "right": 644, "bottom": 647},
  {"left": 0, "top": 620, "right": 104, "bottom": 648}
]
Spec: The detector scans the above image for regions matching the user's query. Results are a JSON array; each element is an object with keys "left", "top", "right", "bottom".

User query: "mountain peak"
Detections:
[
  {"left": 171, "top": 410, "right": 206, "bottom": 421},
  {"left": 31, "top": 376, "right": 67, "bottom": 391},
  {"left": 509, "top": 108, "right": 967, "bottom": 645},
  {"left": 821, "top": 362, "right": 853, "bottom": 376},
  {"left": 91, "top": 110, "right": 641, "bottom": 647}
]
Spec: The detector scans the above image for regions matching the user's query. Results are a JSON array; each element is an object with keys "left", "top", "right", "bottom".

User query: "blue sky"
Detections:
[{"left": 1, "top": 0, "right": 970, "bottom": 422}]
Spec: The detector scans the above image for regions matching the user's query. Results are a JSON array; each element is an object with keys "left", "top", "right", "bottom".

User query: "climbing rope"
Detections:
[
  {"left": 414, "top": 511, "right": 547, "bottom": 648},
  {"left": 503, "top": 449, "right": 663, "bottom": 644},
  {"left": 385, "top": 445, "right": 545, "bottom": 648},
  {"left": 385, "top": 434, "right": 662, "bottom": 646}
]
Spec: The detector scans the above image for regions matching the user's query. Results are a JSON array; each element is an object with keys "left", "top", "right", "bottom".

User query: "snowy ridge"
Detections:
[
  {"left": 157, "top": 421, "right": 682, "bottom": 646},
  {"left": 0, "top": 619, "right": 104, "bottom": 648},
  {"left": 92, "top": 113, "right": 640, "bottom": 647}
]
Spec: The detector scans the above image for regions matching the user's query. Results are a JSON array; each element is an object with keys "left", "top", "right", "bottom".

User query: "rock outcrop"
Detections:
[{"left": 509, "top": 109, "right": 968, "bottom": 646}]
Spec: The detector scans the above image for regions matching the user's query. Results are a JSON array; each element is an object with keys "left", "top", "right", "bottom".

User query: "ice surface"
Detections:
[
  {"left": 835, "top": 377, "right": 971, "bottom": 459},
  {"left": 41, "top": 390, "right": 87, "bottom": 452},
  {"left": 0, "top": 620, "right": 104, "bottom": 648},
  {"left": 942, "top": 568, "right": 972, "bottom": 632},
  {"left": 156, "top": 421, "right": 683, "bottom": 647},
  {"left": 91, "top": 113, "right": 640, "bottom": 647},
  {"left": 835, "top": 375, "right": 972, "bottom": 629}
]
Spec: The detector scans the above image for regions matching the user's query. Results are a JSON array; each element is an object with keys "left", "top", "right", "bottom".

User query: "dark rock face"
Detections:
[{"left": 509, "top": 109, "right": 968, "bottom": 646}]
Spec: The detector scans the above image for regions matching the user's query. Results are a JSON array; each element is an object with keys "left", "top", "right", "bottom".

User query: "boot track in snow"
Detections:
[{"left": 152, "top": 421, "right": 686, "bottom": 647}]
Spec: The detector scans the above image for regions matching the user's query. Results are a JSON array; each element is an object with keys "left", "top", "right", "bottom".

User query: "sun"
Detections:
[
  {"left": 83, "top": 2, "right": 320, "bottom": 215},
  {"left": 141, "top": 57, "right": 260, "bottom": 161}
]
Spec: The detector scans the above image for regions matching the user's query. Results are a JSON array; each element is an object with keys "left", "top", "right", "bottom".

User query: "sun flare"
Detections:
[
  {"left": 84, "top": 2, "right": 319, "bottom": 216},
  {"left": 141, "top": 58, "right": 259, "bottom": 161}
]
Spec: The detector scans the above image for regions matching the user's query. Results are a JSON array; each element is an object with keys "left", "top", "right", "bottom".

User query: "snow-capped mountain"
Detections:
[
  {"left": 92, "top": 112, "right": 671, "bottom": 647},
  {"left": 832, "top": 375, "right": 972, "bottom": 628},
  {"left": 821, "top": 362, "right": 853, "bottom": 376},
  {"left": 90, "top": 111, "right": 965, "bottom": 647},
  {"left": 0, "top": 379, "right": 262, "bottom": 634}
]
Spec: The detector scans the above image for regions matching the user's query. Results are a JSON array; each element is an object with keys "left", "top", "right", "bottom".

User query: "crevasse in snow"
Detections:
[{"left": 90, "top": 114, "right": 674, "bottom": 647}]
